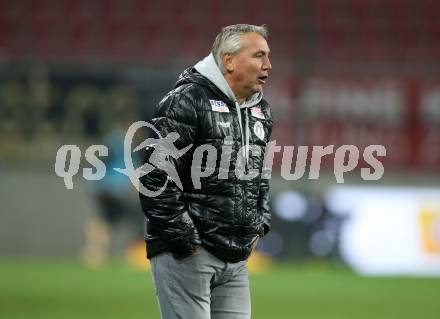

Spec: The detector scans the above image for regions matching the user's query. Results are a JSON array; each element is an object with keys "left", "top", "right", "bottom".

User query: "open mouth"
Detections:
[{"left": 258, "top": 75, "right": 268, "bottom": 84}]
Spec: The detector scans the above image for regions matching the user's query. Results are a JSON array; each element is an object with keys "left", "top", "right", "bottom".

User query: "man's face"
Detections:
[{"left": 226, "top": 32, "right": 272, "bottom": 100}]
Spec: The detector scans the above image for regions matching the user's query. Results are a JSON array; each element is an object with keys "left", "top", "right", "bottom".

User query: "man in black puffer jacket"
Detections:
[{"left": 139, "top": 24, "right": 272, "bottom": 319}]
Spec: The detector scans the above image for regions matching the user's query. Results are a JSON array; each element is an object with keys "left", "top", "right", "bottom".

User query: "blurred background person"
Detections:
[{"left": 82, "top": 118, "right": 141, "bottom": 267}]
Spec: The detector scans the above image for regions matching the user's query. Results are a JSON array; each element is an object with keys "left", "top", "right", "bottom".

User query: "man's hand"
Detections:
[
  {"left": 191, "top": 245, "right": 203, "bottom": 256},
  {"left": 172, "top": 244, "right": 203, "bottom": 260},
  {"left": 251, "top": 237, "right": 259, "bottom": 251}
]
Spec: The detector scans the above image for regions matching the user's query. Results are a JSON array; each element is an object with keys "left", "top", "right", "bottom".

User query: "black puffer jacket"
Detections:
[{"left": 139, "top": 58, "right": 273, "bottom": 263}]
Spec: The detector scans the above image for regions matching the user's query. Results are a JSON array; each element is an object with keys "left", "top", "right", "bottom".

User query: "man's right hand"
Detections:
[
  {"left": 191, "top": 245, "right": 203, "bottom": 256},
  {"left": 171, "top": 244, "right": 202, "bottom": 260}
]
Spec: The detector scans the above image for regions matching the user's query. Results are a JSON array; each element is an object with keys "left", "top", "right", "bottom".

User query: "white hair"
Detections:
[{"left": 212, "top": 24, "right": 269, "bottom": 74}]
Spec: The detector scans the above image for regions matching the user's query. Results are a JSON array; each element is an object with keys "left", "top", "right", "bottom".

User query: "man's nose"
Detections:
[{"left": 263, "top": 56, "right": 272, "bottom": 70}]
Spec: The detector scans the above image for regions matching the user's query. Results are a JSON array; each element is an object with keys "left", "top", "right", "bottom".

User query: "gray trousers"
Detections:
[{"left": 150, "top": 248, "right": 251, "bottom": 319}]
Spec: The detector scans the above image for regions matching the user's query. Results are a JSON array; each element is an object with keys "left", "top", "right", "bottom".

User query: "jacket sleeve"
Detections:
[
  {"left": 258, "top": 165, "right": 271, "bottom": 237},
  {"left": 258, "top": 105, "right": 273, "bottom": 237},
  {"left": 139, "top": 91, "right": 201, "bottom": 257}
]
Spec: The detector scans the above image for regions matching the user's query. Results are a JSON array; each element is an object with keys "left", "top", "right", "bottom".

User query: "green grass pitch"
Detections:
[{"left": 1, "top": 259, "right": 439, "bottom": 319}]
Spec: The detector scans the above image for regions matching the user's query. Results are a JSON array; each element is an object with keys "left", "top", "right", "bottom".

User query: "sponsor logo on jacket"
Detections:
[{"left": 210, "top": 100, "right": 229, "bottom": 113}]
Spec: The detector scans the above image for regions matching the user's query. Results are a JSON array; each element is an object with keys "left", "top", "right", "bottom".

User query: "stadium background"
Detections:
[{"left": 0, "top": 0, "right": 439, "bottom": 318}]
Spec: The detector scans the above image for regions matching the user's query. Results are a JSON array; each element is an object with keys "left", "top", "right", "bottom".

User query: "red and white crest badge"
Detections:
[{"left": 250, "top": 106, "right": 265, "bottom": 119}]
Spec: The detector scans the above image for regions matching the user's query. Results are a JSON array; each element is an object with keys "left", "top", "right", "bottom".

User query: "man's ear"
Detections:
[{"left": 222, "top": 53, "right": 234, "bottom": 73}]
